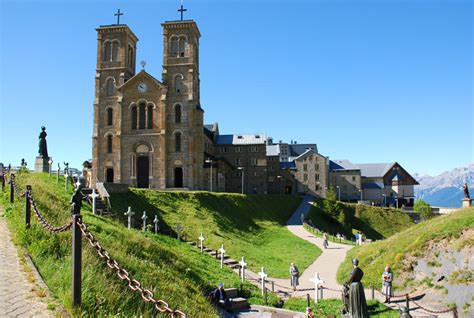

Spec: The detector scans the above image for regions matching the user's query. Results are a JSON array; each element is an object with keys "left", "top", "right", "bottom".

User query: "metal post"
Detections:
[
  {"left": 306, "top": 293, "right": 310, "bottom": 308},
  {"left": 25, "top": 185, "right": 31, "bottom": 228},
  {"left": 215, "top": 250, "right": 218, "bottom": 259},
  {"left": 271, "top": 281, "right": 274, "bottom": 293},
  {"left": 320, "top": 286, "right": 323, "bottom": 299},
  {"left": 371, "top": 286, "right": 375, "bottom": 300},
  {"left": 10, "top": 174, "right": 14, "bottom": 203},
  {"left": 72, "top": 214, "right": 82, "bottom": 308},
  {"left": 405, "top": 294, "right": 409, "bottom": 311}
]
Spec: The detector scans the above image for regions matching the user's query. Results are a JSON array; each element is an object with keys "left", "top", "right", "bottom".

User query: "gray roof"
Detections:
[
  {"left": 216, "top": 133, "right": 267, "bottom": 145},
  {"left": 330, "top": 159, "right": 360, "bottom": 171},
  {"left": 289, "top": 144, "right": 318, "bottom": 156},
  {"left": 266, "top": 144, "right": 280, "bottom": 156},
  {"left": 356, "top": 163, "right": 395, "bottom": 178}
]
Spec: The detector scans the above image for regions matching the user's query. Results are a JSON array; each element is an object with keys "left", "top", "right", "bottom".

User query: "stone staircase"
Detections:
[
  {"left": 186, "top": 242, "right": 249, "bottom": 311},
  {"left": 81, "top": 188, "right": 111, "bottom": 215}
]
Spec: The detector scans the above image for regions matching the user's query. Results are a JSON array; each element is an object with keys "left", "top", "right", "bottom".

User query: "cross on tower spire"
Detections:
[
  {"left": 177, "top": 1, "right": 187, "bottom": 21},
  {"left": 114, "top": 9, "right": 123, "bottom": 25}
]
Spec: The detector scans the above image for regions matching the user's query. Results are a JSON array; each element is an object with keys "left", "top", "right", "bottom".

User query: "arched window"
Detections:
[
  {"left": 175, "top": 75, "right": 184, "bottom": 94},
  {"left": 139, "top": 103, "right": 146, "bottom": 129},
  {"left": 175, "top": 104, "right": 181, "bottom": 123},
  {"left": 107, "top": 108, "right": 113, "bottom": 125},
  {"left": 128, "top": 45, "right": 133, "bottom": 66},
  {"left": 107, "top": 135, "right": 113, "bottom": 153},
  {"left": 175, "top": 132, "right": 182, "bottom": 152},
  {"left": 112, "top": 42, "right": 119, "bottom": 61},
  {"left": 131, "top": 106, "right": 137, "bottom": 130},
  {"left": 178, "top": 37, "right": 186, "bottom": 57},
  {"left": 147, "top": 105, "right": 153, "bottom": 129},
  {"left": 104, "top": 42, "right": 112, "bottom": 61},
  {"left": 171, "top": 37, "right": 179, "bottom": 57},
  {"left": 107, "top": 78, "right": 115, "bottom": 96}
]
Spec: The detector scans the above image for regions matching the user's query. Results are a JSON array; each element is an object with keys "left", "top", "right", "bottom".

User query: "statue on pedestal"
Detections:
[
  {"left": 463, "top": 183, "right": 470, "bottom": 199},
  {"left": 38, "top": 126, "right": 48, "bottom": 158}
]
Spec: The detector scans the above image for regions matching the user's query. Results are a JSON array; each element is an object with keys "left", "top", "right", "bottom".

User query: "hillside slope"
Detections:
[
  {"left": 1, "top": 173, "right": 274, "bottom": 317},
  {"left": 337, "top": 208, "right": 474, "bottom": 313},
  {"left": 307, "top": 199, "right": 414, "bottom": 240},
  {"left": 110, "top": 189, "right": 320, "bottom": 278}
]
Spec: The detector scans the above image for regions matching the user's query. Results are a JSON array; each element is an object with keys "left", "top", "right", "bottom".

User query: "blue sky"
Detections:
[{"left": 0, "top": 0, "right": 472, "bottom": 176}]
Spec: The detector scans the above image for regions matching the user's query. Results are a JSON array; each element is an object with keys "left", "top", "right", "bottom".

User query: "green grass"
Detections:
[
  {"left": 337, "top": 208, "right": 474, "bottom": 289},
  {"left": 1, "top": 172, "right": 283, "bottom": 316},
  {"left": 307, "top": 199, "right": 414, "bottom": 240},
  {"left": 110, "top": 189, "right": 321, "bottom": 278},
  {"left": 282, "top": 298, "right": 398, "bottom": 317}
]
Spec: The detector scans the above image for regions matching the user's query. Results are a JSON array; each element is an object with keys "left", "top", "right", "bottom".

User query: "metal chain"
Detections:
[
  {"left": 28, "top": 192, "right": 73, "bottom": 233},
  {"left": 10, "top": 174, "right": 26, "bottom": 198},
  {"left": 411, "top": 299, "right": 457, "bottom": 315},
  {"left": 76, "top": 218, "right": 186, "bottom": 317}
]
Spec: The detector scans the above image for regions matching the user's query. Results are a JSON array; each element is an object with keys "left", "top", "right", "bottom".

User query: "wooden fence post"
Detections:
[{"left": 25, "top": 185, "right": 31, "bottom": 228}]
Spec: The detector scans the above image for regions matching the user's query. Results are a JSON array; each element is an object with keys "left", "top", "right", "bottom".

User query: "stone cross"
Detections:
[
  {"left": 48, "top": 158, "right": 53, "bottom": 176},
  {"left": 75, "top": 179, "right": 81, "bottom": 190},
  {"left": 177, "top": 224, "right": 182, "bottom": 241},
  {"left": 124, "top": 207, "right": 135, "bottom": 230},
  {"left": 258, "top": 267, "right": 268, "bottom": 295},
  {"left": 198, "top": 232, "right": 205, "bottom": 253},
  {"left": 153, "top": 215, "right": 159, "bottom": 234},
  {"left": 141, "top": 211, "right": 148, "bottom": 231},
  {"left": 309, "top": 272, "right": 324, "bottom": 303},
  {"left": 239, "top": 256, "right": 247, "bottom": 283},
  {"left": 89, "top": 189, "right": 99, "bottom": 215},
  {"left": 65, "top": 173, "right": 69, "bottom": 192},
  {"left": 218, "top": 244, "right": 226, "bottom": 269}
]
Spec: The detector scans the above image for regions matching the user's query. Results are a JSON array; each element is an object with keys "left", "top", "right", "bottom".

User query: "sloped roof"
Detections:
[
  {"left": 356, "top": 163, "right": 395, "bottom": 178},
  {"left": 330, "top": 159, "right": 360, "bottom": 171},
  {"left": 280, "top": 162, "right": 296, "bottom": 170},
  {"left": 118, "top": 69, "right": 165, "bottom": 91},
  {"left": 266, "top": 145, "right": 280, "bottom": 156},
  {"left": 362, "top": 182, "right": 384, "bottom": 189},
  {"left": 289, "top": 144, "right": 318, "bottom": 156},
  {"left": 216, "top": 133, "right": 267, "bottom": 145}
]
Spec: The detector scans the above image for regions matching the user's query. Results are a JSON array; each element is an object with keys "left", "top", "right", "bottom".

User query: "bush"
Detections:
[{"left": 414, "top": 200, "right": 433, "bottom": 220}]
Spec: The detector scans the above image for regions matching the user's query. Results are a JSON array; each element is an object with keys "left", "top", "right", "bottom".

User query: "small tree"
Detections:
[
  {"left": 324, "top": 188, "right": 341, "bottom": 218},
  {"left": 414, "top": 199, "right": 433, "bottom": 220}
]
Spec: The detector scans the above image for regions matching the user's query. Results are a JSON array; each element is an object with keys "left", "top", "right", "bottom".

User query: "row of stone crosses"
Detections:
[{"left": 122, "top": 206, "right": 326, "bottom": 301}]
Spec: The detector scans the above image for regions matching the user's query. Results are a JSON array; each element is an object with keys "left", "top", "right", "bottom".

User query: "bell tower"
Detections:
[
  {"left": 91, "top": 18, "right": 139, "bottom": 186},
  {"left": 162, "top": 19, "right": 204, "bottom": 189}
]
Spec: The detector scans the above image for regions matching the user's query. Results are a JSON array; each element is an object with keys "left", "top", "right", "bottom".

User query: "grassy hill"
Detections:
[
  {"left": 307, "top": 199, "right": 414, "bottom": 240},
  {"left": 1, "top": 173, "right": 280, "bottom": 316},
  {"left": 337, "top": 208, "right": 474, "bottom": 290},
  {"left": 110, "top": 189, "right": 321, "bottom": 278}
]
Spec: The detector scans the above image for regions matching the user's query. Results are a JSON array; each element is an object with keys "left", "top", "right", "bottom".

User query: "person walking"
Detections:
[
  {"left": 382, "top": 265, "right": 393, "bottom": 303},
  {"left": 289, "top": 262, "right": 299, "bottom": 291},
  {"left": 322, "top": 232, "right": 329, "bottom": 249}
]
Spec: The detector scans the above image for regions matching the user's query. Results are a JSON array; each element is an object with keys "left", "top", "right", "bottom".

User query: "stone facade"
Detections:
[{"left": 91, "top": 21, "right": 204, "bottom": 189}]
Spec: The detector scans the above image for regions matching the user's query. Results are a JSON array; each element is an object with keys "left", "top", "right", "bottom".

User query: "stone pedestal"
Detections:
[
  {"left": 35, "top": 156, "right": 49, "bottom": 173},
  {"left": 462, "top": 198, "right": 472, "bottom": 208}
]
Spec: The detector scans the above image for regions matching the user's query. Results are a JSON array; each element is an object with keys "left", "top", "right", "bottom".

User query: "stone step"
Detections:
[
  {"left": 223, "top": 259, "right": 238, "bottom": 265},
  {"left": 229, "top": 297, "right": 248, "bottom": 311}
]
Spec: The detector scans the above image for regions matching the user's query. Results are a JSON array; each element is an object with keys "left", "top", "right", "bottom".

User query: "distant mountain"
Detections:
[{"left": 414, "top": 164, "right": 474, "bottom": 208}]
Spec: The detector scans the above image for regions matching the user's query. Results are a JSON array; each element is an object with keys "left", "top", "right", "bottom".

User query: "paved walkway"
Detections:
[{"left": 0, "top": 208, "right": 53, "bottom": 318}]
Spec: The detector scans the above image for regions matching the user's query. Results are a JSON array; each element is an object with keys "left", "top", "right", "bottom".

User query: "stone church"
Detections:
[
  {"left": 92, "top": 18, "right": 204, "bottom": 189},
  {"left": 90, "top": 13, "right": 418, "bottom": 205}
]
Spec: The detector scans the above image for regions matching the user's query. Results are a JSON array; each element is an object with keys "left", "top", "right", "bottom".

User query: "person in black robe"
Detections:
[{"left": 345, "top": 258, "right": 368, "bottom": 318}]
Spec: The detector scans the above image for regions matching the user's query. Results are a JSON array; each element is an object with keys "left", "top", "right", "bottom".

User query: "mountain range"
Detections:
[{"left": 414, "top": 163, "right": 474, "bottom": 208}]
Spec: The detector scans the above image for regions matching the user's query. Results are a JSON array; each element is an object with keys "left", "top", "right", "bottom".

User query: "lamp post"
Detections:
[
  {"left": 238, "top": 167, "right": 244, "bottom": 194},
  {"left": 205, "top": 158, "right": 213, "bottom": 192},
  {"left": 277, "top": 175, "right": 282, "bottom": 194},
  {"left": 336, "top": 186, "right": 341, "bottom": 201},
  {"left": 382, "top": 194, "right": 386, "bottom": 207}
]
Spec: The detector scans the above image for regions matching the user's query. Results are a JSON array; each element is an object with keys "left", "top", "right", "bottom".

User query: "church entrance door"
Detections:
[
  {"left": 106, "top": 168, "right": 114, "bottom": 183},
  {"left": 137, "top": 156, "right": 149, "bottom": 188},
  {"left": 174, "top": 167, "right": 183, "bottom": 188}
]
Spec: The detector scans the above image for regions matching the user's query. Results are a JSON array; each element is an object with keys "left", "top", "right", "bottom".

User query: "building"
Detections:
[
  {"left": 91, "top": 19, "right": 203, "bottom": 189},
  {"left": 329, "top": 160, "right": 418, "bottom": 206},
  {"left": 90, "top": 11, "right": 418, "bottom": 200}
]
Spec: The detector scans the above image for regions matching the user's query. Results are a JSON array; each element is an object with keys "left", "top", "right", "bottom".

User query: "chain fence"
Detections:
[{"left": 3, "top": 171, "right": 187, "bottom": 317}]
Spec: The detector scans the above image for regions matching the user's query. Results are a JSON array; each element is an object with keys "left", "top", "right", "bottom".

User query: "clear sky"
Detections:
[{"left": 0, "top": 0, "right": 472, "bottom": 176}]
